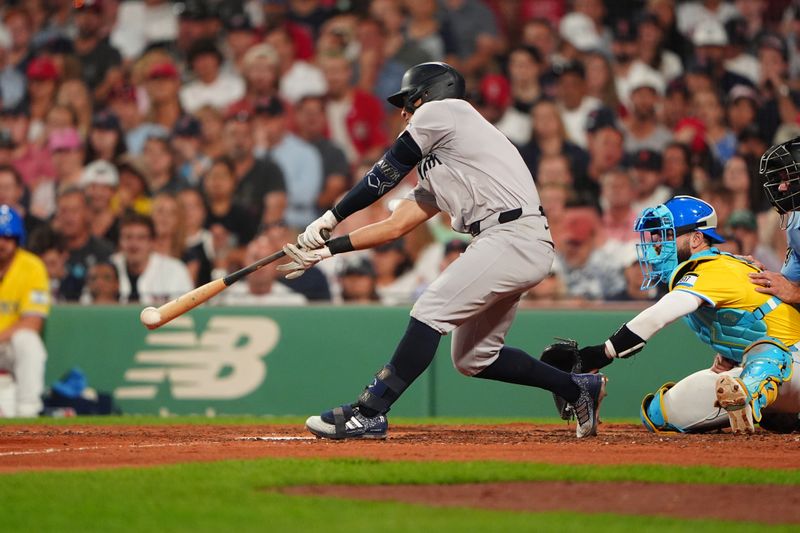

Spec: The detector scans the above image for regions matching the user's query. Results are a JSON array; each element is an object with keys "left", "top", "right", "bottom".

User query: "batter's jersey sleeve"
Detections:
[
  {"left": 405, "top": 101, "right": 456, "bottom": 155},
  {"left": 405, "top": 185, "right": 440, "bottom": 209}
]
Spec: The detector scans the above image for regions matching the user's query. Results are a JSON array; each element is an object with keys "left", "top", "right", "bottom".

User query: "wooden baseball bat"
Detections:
[{"left": 140, "top": 230, "right": 329, "bottom": 330}]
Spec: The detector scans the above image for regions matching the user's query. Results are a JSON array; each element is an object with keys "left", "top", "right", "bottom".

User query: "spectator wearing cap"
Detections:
[
  {"left": 599, "top": 167, "right": 639, "bottom": 244},
  {"left": 0, "top": 29, "right": 25, "bottom": 110},
  {"left": 266, "top": 27, "right": 327, "bottom": 104},
  {"left": 107, "top": 84, "right": 151, "bottom": 155},
  {"left": 142, "top": 134, "right": 186, "bottom": 195},
  {"left": 610, "top": 17, "right": 640, "bottom": 89},
  {"left": 175, "top": 0, "right": 219, "bottom": 55},
  {"left": 756, "top": 32, "right": 800, "bottom": 145},
  {"left": 621, "top": 65, "right": 672, "bottom": 153},
  {"left": 630, "top": 148, "right": 671, "bottom": 214},
  {"left": 87, "top": 111, "right": 126, "bottom": 163},
  {"left": 676, "top": 0, "right": 740, "bottom": 39},
  {"left": 80, "top": 160, "right": 119, "bottom": 244},
  {"left": 220, "top": 233, "right": 307, "bottom": 306},
  {"left": 0, "top": 164, "right": 45, "bottom": 240},
  {"left": 53, "top": 186, "right": 115, "bottom": 302},
  {"left": 723, "top": 16, "right": 759, "bottom": 85},
  {"left": 691, "top": 18, "right": 753, "bottom": 95},
  {"left": 115, "top": 155, "right": 152, "bottom": 216},
  {"left": 221, "top": 111, "right": 286, "bottom": 226},
  {"left": 662, "top": 79, "right": 691, "bottom": 131},
  {"left": 726, "top": 209, "right": 783, "bottom": 272},
  {"left": 232, "top": 44, "right": 282, "bottom": 116},
  {"left": 253, "top": 97, "right": 323, "bottom": 230},
  {"left": 692, "top": 89, "right": 737, "bottom": 164},
  {"left": 31, "top": 128, "right": 84, "bottom": 219},
  {"left": 371, "top": 238, "right": 417, "bottom": 305},
  {"left": 552, "top": 206, "right": 629, "bottom": 301},
  {"left": 143, "top": 60, "right": 183, "bottom": 133},
  {"left": 558, "top": 12, "right": 604, "bottom": 62},
  {"left": 319, "top": 53, "right": 389, "bottom": 165},
  {"left": 338, "top": 255, "right": 379, "bottom": 303},
  {"left": 726, "top": 85, "right": 759, "bottom": 139},
  {"left": 224, "top": 12, "right": 260, "bottom": 75},
  {"left": 635, "top": 10, "right": 684, "bottom": 83},
  {"left": 554, "top": 60, "right": 601, "bottom": 149},
  {"left": 179, "top": 39, "right": 245, "bottom": 114},
  {"left": 110, "top": 0, "right": 178, "bottom": 60},
  {"left": 73, "top": 0, "right": 122, "bottom": 101},
  {"left": 584, "top": 106, "right": 624, "bottom": 199},
  {"left": 294, "top": 95, "right": 350, "bottom": 215},
  {"left": 518, "top": 99, "right": 589, "bottom": 192},
  {"left": 476, "top": 74, "right": 530, "bottom": 146},
  {"left": 439, "top": 0, "right": 501, "bottom": 77},
  {"left": 171, "top": 115, "right": 209, "bottom": 187},
  {"left": 25, "top": 56, "right": 60, "bottom": 142}
]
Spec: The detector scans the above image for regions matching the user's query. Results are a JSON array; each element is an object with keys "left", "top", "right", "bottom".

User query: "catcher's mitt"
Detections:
[{"left": 540, "top": 338, "right": 582, "bottom": 420}]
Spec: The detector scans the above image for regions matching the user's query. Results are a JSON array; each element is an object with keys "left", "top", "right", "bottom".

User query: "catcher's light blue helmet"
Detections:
[
  {"left": 634, "top": 195, "right": 725, "bottom": 289},
  {"left": 0, "top": 204, "right": 25, "bottom": 246}
]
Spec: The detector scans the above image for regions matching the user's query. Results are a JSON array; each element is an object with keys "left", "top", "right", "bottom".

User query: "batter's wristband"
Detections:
[{"left": 327, "top": 235, "right": 355, "bottom": 255}]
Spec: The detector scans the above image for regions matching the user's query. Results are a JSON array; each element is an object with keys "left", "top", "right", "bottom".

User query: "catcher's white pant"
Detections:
[
  {"left": 659, "top": 354, "right": 800, "bottom": 432},
  {"left": 0, "top": 329, "right": 47, "bottom": 417},
  {"left": 411, "top": 216, "right": 554, "bottom": 376}
]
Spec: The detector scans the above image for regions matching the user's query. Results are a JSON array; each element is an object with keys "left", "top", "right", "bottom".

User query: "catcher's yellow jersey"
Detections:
[
  {"left": 0, "top": 249, "right": 50, "bottom": 332},
  {"left": 669, "top": 251, "right": 800, "bottom": 348}
]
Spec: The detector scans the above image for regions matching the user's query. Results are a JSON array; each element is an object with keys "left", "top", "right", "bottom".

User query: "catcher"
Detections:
[{"left": 542, "top": 195, "right": 800, "bottom": 433}]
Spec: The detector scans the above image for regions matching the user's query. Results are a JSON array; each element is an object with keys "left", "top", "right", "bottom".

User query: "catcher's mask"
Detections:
[
  {"left": 634, "top": 196, "right": 725, "bottom": 289},
  {"left": 387, "top": 62, "right": 466, "bottom": 114},
  {"left": 759, "top": 135, "right": 800, "bottom": 220}
]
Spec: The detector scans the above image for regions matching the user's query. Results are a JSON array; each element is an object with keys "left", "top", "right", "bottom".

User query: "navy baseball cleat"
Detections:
[
  {"left": 305, "top": 404, "right": 388, "bottom": 440},
  {"left": 570, "top": 373, "right": 608, "bottom": 438}
]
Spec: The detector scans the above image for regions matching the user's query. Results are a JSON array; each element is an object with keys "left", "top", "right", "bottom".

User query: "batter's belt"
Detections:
[{"left": 468, "top": 206, "right": 543, "bottom": 236}]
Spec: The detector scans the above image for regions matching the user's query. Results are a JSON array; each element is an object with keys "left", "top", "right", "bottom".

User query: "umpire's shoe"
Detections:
[
  {"left": 570, "top": 373, "right": 608, "bottom": 438},
  {"left": 305, "top": 404, "right": 388, "bottom": 440}
]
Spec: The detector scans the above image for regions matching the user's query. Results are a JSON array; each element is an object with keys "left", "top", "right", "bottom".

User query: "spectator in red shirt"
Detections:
[{"left": 318, "top": 52, "right": 389, "bottom": 166}]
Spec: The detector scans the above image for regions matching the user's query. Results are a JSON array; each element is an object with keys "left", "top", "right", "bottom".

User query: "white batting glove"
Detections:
[
  {"left": 276, "top": 243, "right": 332, "bottom": 280},
  {"left": 298, "top": 210, "right": 337, "bottom": 250}
]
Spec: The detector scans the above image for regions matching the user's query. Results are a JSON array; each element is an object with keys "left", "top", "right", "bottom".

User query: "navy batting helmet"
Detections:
[
  {"left": 0, "top": 204, "right": 24, "bottom": 245},
  {"left": 387, "top": 62, "right": 466, "bottom": 113}
]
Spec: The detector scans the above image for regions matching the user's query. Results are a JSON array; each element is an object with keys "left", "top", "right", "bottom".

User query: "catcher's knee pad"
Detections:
[
  {"left": 739, "top": 339, "right": 793, "bottom": 422},
  {"left": 640, "top": 382, "right": 681, "bottom": 433},
  {"left": 357, "top": 364, "right": 408, "bottom": 415}
]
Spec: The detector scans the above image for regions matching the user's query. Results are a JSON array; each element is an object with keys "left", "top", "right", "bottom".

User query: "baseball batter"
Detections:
[
  {"left": 543, "top": 195, "right": 800, "bottom": 433},
  {"left": 278, "top": 62, "right": 607, "bottom": 439},
  {"left": 0, "top": 205, "right": 49, "bottom": 417}
]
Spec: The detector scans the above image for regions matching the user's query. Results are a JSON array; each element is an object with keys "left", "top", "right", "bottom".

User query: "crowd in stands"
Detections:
[{"left": 1, "top": 0, "right": 798, "bottom": 307}]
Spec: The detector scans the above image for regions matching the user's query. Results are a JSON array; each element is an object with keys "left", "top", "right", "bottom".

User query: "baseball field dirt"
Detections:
[{"left": 2, "top": 422, "right": 799, "bottom": 524}]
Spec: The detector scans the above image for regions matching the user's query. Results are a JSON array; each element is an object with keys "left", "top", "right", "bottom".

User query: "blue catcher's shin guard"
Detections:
[
  {"left": 737, "top": 339, "right": 793, "bottom": 422},
  {"left": 640, "top": 382, "right": 680, "bottom": 433}
]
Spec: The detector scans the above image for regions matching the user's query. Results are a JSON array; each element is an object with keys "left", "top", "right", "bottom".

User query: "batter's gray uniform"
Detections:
[{"left": 403, "top": 99, "right": 554, "bottom": 376}]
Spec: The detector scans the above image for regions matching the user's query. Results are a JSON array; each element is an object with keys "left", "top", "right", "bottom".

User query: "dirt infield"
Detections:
[
  {"left": 1, "top": 422, "right": 798, "bottom": 472},
  {"left": 3, "top": 422, "right": 799, "bottom": 523}
]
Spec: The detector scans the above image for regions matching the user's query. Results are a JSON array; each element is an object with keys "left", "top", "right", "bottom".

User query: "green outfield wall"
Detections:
[{"left": 44, "top": 305, "right": 710, "bottom": 418}]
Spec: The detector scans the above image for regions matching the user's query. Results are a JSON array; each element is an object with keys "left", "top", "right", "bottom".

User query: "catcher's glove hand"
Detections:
[
  {"left": 540, "top": 339, "right": 611, "bottom": 420},
  {"left": 540, "top": 338, "right": 582, "bottom": 420}
]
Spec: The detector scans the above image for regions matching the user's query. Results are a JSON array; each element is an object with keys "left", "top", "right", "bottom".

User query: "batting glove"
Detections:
[
  {"left": 277, "top": 243, "right": 332, "bottom": 279},
  {"left": 298, "top": 210, "right": 337, "bottom": 250}
]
